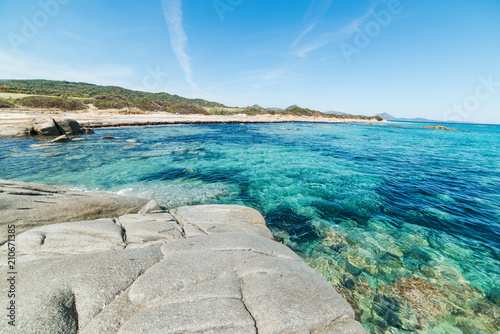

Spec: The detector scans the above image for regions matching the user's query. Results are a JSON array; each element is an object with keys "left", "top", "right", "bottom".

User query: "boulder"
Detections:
[
  {"left": 80, "top": 128, "right": 95, "bottom": 135},
  {"left": 32, "top": 116, "right": 65, "bottom": 136},
  {"left": 0, "top": 179, "right": 148, "bottom": 237},
  {"left": 55, "top": 119, "right": 82, "bottom": 135}
]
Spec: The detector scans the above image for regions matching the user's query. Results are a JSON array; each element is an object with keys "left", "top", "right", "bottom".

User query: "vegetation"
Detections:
[
  {"left": 0, "top": 79, "right": 225, "bottom": 107},
  {"left": 92, "top": 95, "right": 129, "bottom": 109},
  {"left": 0, "top": 79, "right": 384, "bottom": 121},
  {"left": 15, "top": 96, "right": 86, "bottom": 111},
  {"left": 0, "top": 98, "right": 15, "bottom": 108}
]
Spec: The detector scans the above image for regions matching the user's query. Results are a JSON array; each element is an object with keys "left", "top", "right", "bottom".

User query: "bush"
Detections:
[
  {"left": 283, "top": 106, "right": 322, "bottom": 116},
  {"left": 166, "top": 102, "right": 210, "bottom": 115},
  {"left": 129, "top": 98, "right": 162, "bottom": 111},
  {"left": 92, "top": 95, "right": 128, "bottom": 109},
  {"left": 15, "top": 96, "right": 86, "bottom": 110},
  {"left": 0, "top": 98, "right": 15, "bottom": 108}
]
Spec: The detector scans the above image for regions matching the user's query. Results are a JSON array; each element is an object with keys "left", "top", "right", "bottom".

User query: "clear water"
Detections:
[{"left": 1, "top": 122, "right": 499, "bottom": 333}]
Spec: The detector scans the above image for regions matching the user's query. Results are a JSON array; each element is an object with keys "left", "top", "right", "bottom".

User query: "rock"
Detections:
[
  {"left": 0, "top": 123, "right": 33, "bottom": 137},
  {"left": 32, "top": 116, "right": 65, "bottom": 136},
  {"left": 0, "top": 179, "right": 148, "bottom": 237},
  {"left": 118, "top": 213, "right": 183, "bottom": 246},
  {"left": 102, "top": 136, "right": 115, "bottom": 139},
  {"left": 422, "top": 125, "right": 456, "bottom": 131},
  {"left": 55, "top": 119, "right": 82, "bottom": 135},
  {"left": 0, "top": 247, "right": 163, "bottom": 334},
  {"left": 138, "top": 199, "right": 163, "bottom": 214},
  {"left": 0, "top": 196, "right": 367, "bottom": 334},
  {"left": 171, "top": 204, "right": 274, "bottom": 239},
  {"left": 80, "top": 128, "right": 95, "bottom": 135},
  {"left": 50, "top": 134, "right": 70, "bottom": 143}
]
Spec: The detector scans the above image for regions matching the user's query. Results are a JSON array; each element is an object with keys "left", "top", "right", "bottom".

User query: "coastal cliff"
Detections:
[{"left": 0, "top": 180, "right": 367, "bottom": 333}]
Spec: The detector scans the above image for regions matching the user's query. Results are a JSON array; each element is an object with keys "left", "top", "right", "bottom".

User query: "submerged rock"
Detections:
[
  {"left": 422, "top": 125, "right": 456, "bottom": 131},
  {"left": 50, "top": 134, "right": 70, "bottom": 143},
  {"left": 80, "top": 128, "right": 95, "bottom": 134}
]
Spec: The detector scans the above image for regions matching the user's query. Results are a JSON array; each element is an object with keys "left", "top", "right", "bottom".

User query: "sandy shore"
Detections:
[{"left": 0, "top": 108, "right": 385, "bottom": 128}]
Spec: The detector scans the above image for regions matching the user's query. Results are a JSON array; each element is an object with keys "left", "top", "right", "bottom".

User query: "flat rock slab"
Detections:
[
  {"left": 0, "top": 199, "right": 367, "bottom": 334},
  {"left": 0, "top": 179, "right": 147, "bottom": 237},
  {"left": 171, "top": 205, "right": 275, "bottom": 240}
]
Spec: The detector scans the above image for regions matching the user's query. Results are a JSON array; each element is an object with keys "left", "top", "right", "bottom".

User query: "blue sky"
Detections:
[{"left": 0, "top": 0, "right": 499, "bottom": 123}]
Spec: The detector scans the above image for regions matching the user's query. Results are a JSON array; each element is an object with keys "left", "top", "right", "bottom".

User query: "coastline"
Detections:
[{"left": 0, "top": 108, "right": 387, "bottom": 130}]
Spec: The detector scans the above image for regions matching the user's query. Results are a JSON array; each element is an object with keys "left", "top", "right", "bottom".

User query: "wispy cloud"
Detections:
[
  {"left": 160, "top": 0, "right": 197, "bottom": 90},
  {"left": 289, "top": 23, "right": 317, "bottom": 51},
  {"left": 289, "top": 0, "right": 334, "bottom": 54},
  {"left": 0, "top": 51, "right": 133, "bottom": 85},
  {"left": 291, "top": 6, "right": 374, "bottom": 57}
]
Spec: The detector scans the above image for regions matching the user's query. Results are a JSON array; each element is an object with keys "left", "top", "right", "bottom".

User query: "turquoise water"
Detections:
[{"left": 1, "top": 122, "right": 499, "bottom": 333}]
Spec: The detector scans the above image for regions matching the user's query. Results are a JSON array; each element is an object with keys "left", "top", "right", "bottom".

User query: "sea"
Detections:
[{"left": 1, "top": 121, "right": 499, "bottom": 333}]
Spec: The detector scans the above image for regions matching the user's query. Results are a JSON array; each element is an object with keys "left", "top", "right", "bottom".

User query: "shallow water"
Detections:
[{"left": 1, "top": 122, "right": 499, "bottom": 333}]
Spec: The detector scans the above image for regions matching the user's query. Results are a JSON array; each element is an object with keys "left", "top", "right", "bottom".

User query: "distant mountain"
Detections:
[
  {"left": 267, "top": 107, "right": 284, "bottom": 111},
  {"left": 376, "top": 113, "right": 437, "bottom": 122}
]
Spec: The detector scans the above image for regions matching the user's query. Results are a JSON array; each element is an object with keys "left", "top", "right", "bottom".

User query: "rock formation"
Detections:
[
  {"left": 0, "top": 117, "right": 94, "bottom": 137},
  {"left": 0, "top": 183, "right": 367, "bottom": 333},
  {"left": 0, "top": 179, "right": 148, "bottom": 237}
]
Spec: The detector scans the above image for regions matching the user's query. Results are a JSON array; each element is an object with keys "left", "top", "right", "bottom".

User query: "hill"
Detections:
[
  {"left": 377, "top": 112, "right": 438, "bottom": 123},
  {"left": 0, "top": 79, "right": 225, "bottom": 108}
]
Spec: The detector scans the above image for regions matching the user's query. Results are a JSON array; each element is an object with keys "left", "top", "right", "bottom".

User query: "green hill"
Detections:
[{"left": 0, "top": 79, "right": 225, "bottom": 108}]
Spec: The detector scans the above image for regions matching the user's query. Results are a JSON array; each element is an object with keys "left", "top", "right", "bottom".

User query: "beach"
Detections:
[{"left": 0, "top": 108, "right": 386, "bottom": 129}]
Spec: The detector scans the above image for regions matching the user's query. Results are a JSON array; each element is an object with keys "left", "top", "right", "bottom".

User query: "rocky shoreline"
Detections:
[
  {"left": 0, "top": 110, "right": 386, "bottom": 137},
  {"left": 0, "top": 180, "right": 367, "bottom": 333}
]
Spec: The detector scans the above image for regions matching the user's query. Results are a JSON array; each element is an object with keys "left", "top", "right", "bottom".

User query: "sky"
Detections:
[{"left": 0, "top": 0, "right": 499, "bottom": 123}]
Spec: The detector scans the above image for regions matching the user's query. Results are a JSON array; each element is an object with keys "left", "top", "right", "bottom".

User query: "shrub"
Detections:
[
  {"left": 92, "top": 95, "right": 128, "bottom": 109},
  {"left": 166, "top": 102, "right": 210, "bottom": 115},
  {"left": 15, "top": 96, "right": 86, "bottom": 110},
  {"left": 129, "top": 98, "right": 162, "bottom": 111},
  {"left": 0, "top": 98, "right": 15, "bottom": 108}
]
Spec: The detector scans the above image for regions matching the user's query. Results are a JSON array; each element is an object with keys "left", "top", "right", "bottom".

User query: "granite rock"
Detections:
[
  {"left": 0, "top": 179, "right": 147, "bottom": 237},
  {"left": 56, "top": 119, "right": 82, "bottom": 135},
  {"left": 0, "top": 195, "right": 367, "bottom": 334},
  {"left": 33, "top": 116, "right": 65, "bottom": 136}
]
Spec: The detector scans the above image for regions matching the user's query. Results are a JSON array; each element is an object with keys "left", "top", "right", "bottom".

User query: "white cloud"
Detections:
[
  {"left": 160, "top": 0, "right": 197, "bottom": 90},
  {"left": 0, "top": 51, "right": 133, "bottom": 85},
  {"left": 289, "top": 23, "right": 317, "bottom": 51},
  {"left": 291, "top": 7, "right": 374, "bottom": 57}
]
